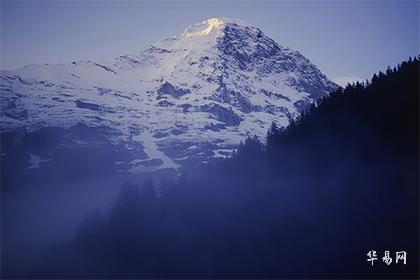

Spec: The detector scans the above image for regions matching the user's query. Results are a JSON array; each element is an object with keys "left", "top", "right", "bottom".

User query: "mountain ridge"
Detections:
[{"left": 0, "top": 17, "right": 337, "bottom": 173}]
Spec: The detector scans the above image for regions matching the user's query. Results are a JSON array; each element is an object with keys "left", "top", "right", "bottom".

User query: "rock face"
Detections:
[{"left": 0, "top": 17, "right": 337, "bottom": 173}]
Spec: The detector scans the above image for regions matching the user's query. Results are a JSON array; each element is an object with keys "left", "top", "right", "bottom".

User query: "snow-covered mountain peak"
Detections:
[
  {"left": 182, "top": 17, "right": 251, "bottom": 37},
  {"left": 1, "top": 18, "right": 338, "bottom": 173}
]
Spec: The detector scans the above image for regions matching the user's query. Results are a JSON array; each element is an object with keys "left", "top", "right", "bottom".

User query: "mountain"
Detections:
[
  {"left": 6, "top": 57, "right": 417, "bottom": 279},
  {"left": 0, "top": 17, "right": 337, "bottom": 175}
]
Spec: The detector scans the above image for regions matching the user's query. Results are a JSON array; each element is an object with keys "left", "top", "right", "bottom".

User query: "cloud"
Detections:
[{"left": 332, "top": 75, "right": 363, "bottom": 87}]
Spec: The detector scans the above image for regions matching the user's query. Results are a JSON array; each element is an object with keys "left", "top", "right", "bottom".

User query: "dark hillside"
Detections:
[{"left": 3, "top": 57, "right": 419, "bottom": 279}]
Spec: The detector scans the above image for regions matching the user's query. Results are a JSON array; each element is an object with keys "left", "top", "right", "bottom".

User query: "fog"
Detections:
[
  {"left": 1, "top": 172, "right": 167, "bottom": 276},
  {"left": 1, "top": 58, "right": 419, "bottom": 278}
]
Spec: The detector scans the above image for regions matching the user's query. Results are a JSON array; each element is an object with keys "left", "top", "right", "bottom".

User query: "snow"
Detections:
[
  {"left": 213, "top": 148, "right": 234, "bottom": 158},
  {"left": 0, "top": 18, "right": 337, "bottom": 173},
  {"left": 26, "top": 153, "right": 51, "bottom": 169},
  {"left": 126, "top": 131, "right": 181, "bottom": 173},
  {"left": 182, "top": 17, "right": 251, "bottom": 37}
]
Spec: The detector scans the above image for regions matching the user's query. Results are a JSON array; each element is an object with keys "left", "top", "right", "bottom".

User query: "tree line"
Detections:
[{"left": 4, "top": 56, "right": 419, "bottom": 279}]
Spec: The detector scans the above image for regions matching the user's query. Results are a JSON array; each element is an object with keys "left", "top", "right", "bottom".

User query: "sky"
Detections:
[{"left": 0, "top": 0, "right": 419, "bottom": 85}]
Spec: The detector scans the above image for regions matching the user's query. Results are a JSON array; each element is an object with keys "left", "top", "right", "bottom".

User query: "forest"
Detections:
[{"left": 2, "top": 57, "right": 419, "bottom": 278}]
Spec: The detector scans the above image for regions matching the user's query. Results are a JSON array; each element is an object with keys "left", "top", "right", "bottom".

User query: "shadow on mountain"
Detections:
[{"left": 1, "top": 57, "right": 419, "bottom": 278}]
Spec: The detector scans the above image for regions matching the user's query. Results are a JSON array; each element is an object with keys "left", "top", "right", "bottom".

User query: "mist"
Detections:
[{"left": 1, "top": 57, "right": 419, "bottom": 278}]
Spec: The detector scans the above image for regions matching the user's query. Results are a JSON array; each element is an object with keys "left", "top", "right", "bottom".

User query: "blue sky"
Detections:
[{"left": 1, "top": 0, "right": 418, "bottom": 85}]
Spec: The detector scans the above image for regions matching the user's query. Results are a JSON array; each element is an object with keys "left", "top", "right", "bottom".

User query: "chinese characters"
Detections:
[{"left": 367, "top": 250, "right": 407, "bottom": 266}]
